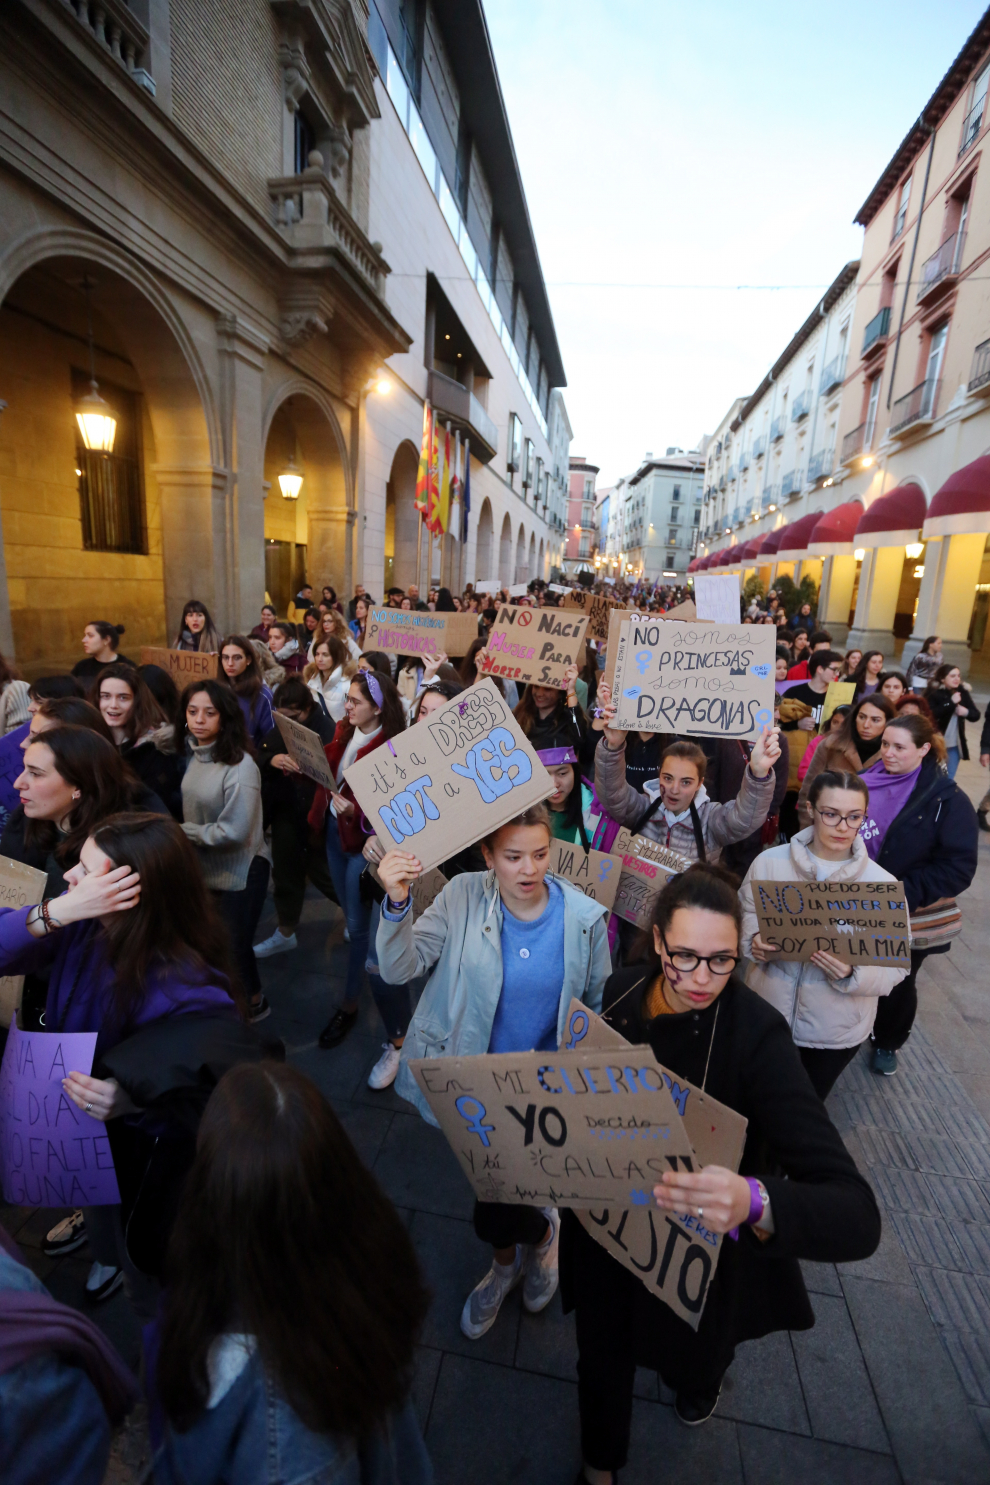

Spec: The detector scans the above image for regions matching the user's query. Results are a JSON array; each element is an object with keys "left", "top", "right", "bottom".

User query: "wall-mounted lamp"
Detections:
[
  {"left": 904, "top": 542, "right": 924, "bottom": 560},
  {"left": 854, "top": 548, "right": 866, "bottom": 562},
  {"left": 74, "top": 278, "right": 116, "bottom": 453},
  {"left": 278, "top": 453, "right": 303, "bottom": 501}
]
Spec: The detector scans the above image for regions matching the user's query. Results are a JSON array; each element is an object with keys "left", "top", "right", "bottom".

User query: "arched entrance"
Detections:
[
  {"left": 475, "top": 498, "right": 494, "bottom": 582},
  {"left": 499, "top": 513, "right": 513, "bottom": 584},
  {"left": 515, "top": 524, "right": 527, "bottom": 585},
  {"left": 384, "top": 440, "right": 420, "bottom": 593},
  {"left": 538, "top": 538, "right": 545, "bottom": 579},
  {"left": 262, "top": 387, "right": 350, "bottom": 615},
  {"left": 0, "top": 243, "right": 217, "bottom": 671},
  {"left": 528, "top": 531, "right": 537, "bottom": 581}
]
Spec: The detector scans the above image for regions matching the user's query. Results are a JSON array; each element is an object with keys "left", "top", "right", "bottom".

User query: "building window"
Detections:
[
  {"left": 669, "top": 506, "right": 679, "bottom": 523},
  {"left": 72, "top": 369, "right": 146, "bottom": 554},
  {"left": 507, "top": 413, "right": 522, "bottom": 473},
  {"left": 892, "top": 177, "right": 911, "bottom": 240},
  {"left": 667, "top": 550, "right": 676, "bottom": 567},
  {"left": 667, "top": 528, "right": 678, "bottom": 544},
  {"left": 672, "top": 485, "right": 681, "bottom": 500},
  {"left": 865, "top": 375, "right": 882, "bottom": 448},
  {"left": 522, "top": 437, "right": 534, "bottom": 489},
  {"left": 293, "top": 109, "right": 317, "bottom": 174}
]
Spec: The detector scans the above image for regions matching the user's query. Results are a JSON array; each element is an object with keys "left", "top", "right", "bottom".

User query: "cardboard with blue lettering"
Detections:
[
  {"left": 478, "top": 603, "right": 590, "bottom": 690},
  {"left": 611, "top": 617, "right": 777, "bottom": 741},
  {"left": 363, "top": 608, "right": 480, "bottom": 659},
  {"left": 562, "top": 1000, "right": 748, "bottom": 1330},
  {"left": 408, "top": 1043, "right": 697, "bottom": 1214},
  {"left": 751, "top": 878, "right": 911, "bottom": 965},
  {"left": 548, "top": 840, "right": 621, "bottom": 912},
  {"left": 343, "top": 679, "right": 554, "bottom": 873}
]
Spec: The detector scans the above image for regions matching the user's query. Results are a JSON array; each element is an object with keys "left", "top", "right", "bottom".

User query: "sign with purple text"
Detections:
[{"left": 0, "top": 1023, "right": 120, "bottom": 1206}]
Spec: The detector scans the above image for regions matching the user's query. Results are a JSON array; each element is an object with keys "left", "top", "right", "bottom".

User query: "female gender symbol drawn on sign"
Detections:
[
  {"left": 754, "top": 708, "right": 773, "bottom": 731},
  {"left": 565, "top": 1009, "right": 589, "bottom": 1050},
  {"left": 454, "top": 1095, "right": 495, "bottom": 1146}
]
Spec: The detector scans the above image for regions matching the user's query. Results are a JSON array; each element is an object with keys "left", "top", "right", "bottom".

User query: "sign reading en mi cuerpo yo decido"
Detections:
[{"left": 612, "top": 619, "right": 777, "bottom": 741}]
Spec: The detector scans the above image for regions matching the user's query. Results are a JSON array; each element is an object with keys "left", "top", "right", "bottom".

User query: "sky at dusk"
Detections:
[{"left": 485, "top": 0, "right": 988, "bottom": 484}]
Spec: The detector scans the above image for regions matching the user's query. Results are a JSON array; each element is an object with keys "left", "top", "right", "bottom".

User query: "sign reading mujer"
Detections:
[
  {"left": 611, "top": 618, "right": 776, "bottom": 741},
  {"left": 478, "top": 604, "right": 589, "bottom": 690},
  {"left": 344, "top": 680, "right": 554, "bottom": 873}
]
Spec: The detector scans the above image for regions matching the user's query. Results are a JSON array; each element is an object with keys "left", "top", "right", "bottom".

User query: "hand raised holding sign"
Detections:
[
  {"left": 423, "top": 651, "right": 449, "bottom": 683},
  {"left": 594, "top": 682, "right": 627, "bottom": 748},
  {"left": 653, "top": 1166, "right": 753, "bottom": 1235},
  {"left": 749, "top": 725, "right": 781, "bottom": 779},
  {"left": 378, "top": 848, "right": 422, "bottom": 905}
]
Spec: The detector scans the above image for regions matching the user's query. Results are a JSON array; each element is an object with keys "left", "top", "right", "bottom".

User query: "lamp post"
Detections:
[{"left": 74, "top": 278, "right": 116, "bottom": 453}]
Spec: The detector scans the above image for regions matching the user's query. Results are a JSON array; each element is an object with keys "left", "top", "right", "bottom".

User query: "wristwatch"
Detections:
[{"left": 746, "top": 1177, "right": 770, "bottom": 1227}]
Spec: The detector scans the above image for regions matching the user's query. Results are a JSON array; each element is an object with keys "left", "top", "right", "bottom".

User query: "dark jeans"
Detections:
[
  {"left": 271, "top": 814, "right": 337, "bottom": 929},
  {"left": 799, "top": 1043, "right": 861, "bottom": 1100},
  {"left": 214, "top": 856, "right": 271, "bottom": 1005},
  {"left": 473, "top": 1200, "right": 549, "bottom": 1250},
  {"left": 872, "top": 948, "right": 927, "bottom": 1052},
  {"left": 325, "top": 823, "right": 413, "bottom": 1040}
]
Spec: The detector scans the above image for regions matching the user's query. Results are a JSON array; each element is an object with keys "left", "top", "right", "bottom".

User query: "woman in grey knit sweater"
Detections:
[{"left": 180, "top": 679, "right": 270, "bottom": 1022}]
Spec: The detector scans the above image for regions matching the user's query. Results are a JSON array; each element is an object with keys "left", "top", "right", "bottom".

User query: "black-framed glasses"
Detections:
[
  {"left": 813, "top": 806, "right": 865, "bottom": 829},
  {"left": 660, "top": 932, "right": 738, "bottom": 977}
]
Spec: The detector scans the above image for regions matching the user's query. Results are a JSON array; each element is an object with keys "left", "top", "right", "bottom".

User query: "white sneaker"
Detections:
[
  {"left": 253, "top": 929, "right": 297, "bottom": 959},
  {"left": 85, "top": 1261, "right": 123, "bottom": 1302},
  {"left": 523, "top": 1207, "right": 560, "bottom": 1313},
  {"left": 343, "top": 927, "right": 350, "bottom": 943},
  {"left": 367, "top": 1042, "right": 402, "bottom": 1090},
  {"left": 460, "top": 1250, "right": 523, "bottom": 1339}
]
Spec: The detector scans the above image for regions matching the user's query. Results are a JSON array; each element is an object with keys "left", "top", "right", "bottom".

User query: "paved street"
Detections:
[{"left": 3, "top": 758, "right": 990, "bottom": 1484}]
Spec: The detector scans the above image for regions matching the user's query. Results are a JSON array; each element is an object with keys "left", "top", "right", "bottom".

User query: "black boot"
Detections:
[
  {"left": 674, "top": 1382, "right": 722, "bottom": 1426},
  {"left": 319, "top": 1007, "right": 358, "bottom": 1049}
]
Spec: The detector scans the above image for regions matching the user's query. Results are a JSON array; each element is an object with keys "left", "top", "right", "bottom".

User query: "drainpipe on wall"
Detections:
[{"left": 886, "top": 119, "right": 937, "bottom": 410}]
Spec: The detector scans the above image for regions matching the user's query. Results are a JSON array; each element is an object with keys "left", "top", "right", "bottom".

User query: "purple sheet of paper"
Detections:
[{"left": 0, "top": 1022, "right": 120, "bottom": 1206}]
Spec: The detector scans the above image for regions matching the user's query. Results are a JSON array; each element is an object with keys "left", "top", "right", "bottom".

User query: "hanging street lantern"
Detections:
[{"left": 278, "top": 453, "right": 303, "bottom": 500}]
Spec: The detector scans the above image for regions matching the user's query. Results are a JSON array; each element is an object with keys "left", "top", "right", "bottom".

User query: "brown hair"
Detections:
[
  {"left": 659, "top": 741, "right": 707, "bottom": 780},
  {"left": 218, "top": 635, "right": 264, "bottom": 706},
  {"left": 832, "top": 693, "right": 895, "bottom": 753},
  {"left": 91, "top": 812, "right": 236, "bottom": 1023},
  {"left": 808, "top": 769, "right": 869, "bottom": 810},
  {"left": 884, "top": 711, "right": 946, "bottom": 765},
  {"left": 89, "top": 663, "right": 166, "bottom": 746},
  {"left": 646, "top": 862, "right": 742, "bottom": 966},
  {"left": 157, "top": 1062, "right": 427, "bottom": 1435},
  {"left": 179, "top": 679, "right": 249, "bottom": 765},
  {"left": 303, "top": 634, "right": 350, "bottom": 684},
  {"left": 37, "top": 696, "right": 115, "bottom": 745},
  {"left": 482, "top": 802, "right": 553, "bottom": 851},
  {"left": 895, "top": 691, "right": 934, "bottom": 725},
  {"left": 342, "top": 670, "right": 406, "bottom": 743},
  {"left": 22, "top": 725, "right": 140, "bottom": 863}
]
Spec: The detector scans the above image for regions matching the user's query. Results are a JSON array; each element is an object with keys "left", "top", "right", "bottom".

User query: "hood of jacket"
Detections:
[
  {"left": 643, "top": 777, "right": 710, "bottom": 828},
  {"left": 787, "top": 826, "right": 871, "bottom": 882},
  {"left": 270, "top": 637, "right": 298, "bottom": 661}
]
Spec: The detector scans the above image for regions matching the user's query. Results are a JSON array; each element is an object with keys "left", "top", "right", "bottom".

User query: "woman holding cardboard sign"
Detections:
[
  {"left": 376, "top": 803, "right": 611, "bottom": 1345},
  {"left": 563, "top": 865, "right": 880, "bottom": 1482},
  {"left": 739, "top": 769, "right": 908, "bottom": 1098}
]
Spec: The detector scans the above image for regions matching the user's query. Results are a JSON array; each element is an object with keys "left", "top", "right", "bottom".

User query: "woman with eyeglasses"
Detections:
[
  {"left": 563, "top": 864, "right": 880, "bottom": 1482},
  {"left": 740, "top": 770, "right": 907, "bottom": 1099},
  {"left": 796, "top": 693, "right": 894, "bottom": 827}
]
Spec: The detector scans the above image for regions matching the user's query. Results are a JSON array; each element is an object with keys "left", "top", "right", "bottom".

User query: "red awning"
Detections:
[
  {"left": 924, "top": 456, "right": 990, "bottom": 539},
  {"left": 776, "top": 510, "right": 824, "bottom": 560},
  {"left": 687, "top": 557, "right": 701, "bottom": 573},
  {"left": 807, "top": 500, "right": 865, "bottom": 556},
  {"left": 855, "top": 483, "right": 927, "bottom": 547},
  {"left": 759, "top": 523, "right": 791, "bottom": 557},
  {"left": 735, "top": 537, "right": 763, "bottom": 561},
  {"left": 710, "top": 547, "right": 731, "bottom": 569}
]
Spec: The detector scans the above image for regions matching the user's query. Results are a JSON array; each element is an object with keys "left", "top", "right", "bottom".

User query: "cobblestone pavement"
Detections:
[{"left": 3, "top": 760, "right": 990, "bottom": 1484}]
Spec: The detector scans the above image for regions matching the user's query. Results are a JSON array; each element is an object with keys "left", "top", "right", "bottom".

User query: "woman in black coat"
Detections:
[
  {"left": 868, "top": 713, "right": 978, "bottom": 1071},
  {"left": 561, "top": 864, "right": 880, "bottom": 1485},
  {"left": 924, "top": 663, "right": 980, "bottom": 778}
]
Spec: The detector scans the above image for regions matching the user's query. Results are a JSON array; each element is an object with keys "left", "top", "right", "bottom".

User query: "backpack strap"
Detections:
[{"left": 689, "top": 800, "right": 707, "bottom": 862}]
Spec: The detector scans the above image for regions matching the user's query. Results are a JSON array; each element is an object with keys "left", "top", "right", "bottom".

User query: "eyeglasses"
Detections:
[
  {"left": 813, "top": 806, "right": 865, "bottom": 829},
  {"left": 660, "top": 932, "right": 738, "bottom": 977}
]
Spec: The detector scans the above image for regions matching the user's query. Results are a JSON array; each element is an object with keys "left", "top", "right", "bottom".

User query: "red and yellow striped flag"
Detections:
[{"left": 414, "top": 402, "right": 431, "bottom": 518}]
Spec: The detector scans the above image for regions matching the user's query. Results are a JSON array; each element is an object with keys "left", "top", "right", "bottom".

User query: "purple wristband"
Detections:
[{"left": 745, "top": 1177, "right": 765, "bottom": 1226}]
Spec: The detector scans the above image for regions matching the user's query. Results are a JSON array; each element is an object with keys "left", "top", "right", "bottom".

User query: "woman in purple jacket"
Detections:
[{"left": 0, "top": 811, "right": 238, "bottom": 1312}]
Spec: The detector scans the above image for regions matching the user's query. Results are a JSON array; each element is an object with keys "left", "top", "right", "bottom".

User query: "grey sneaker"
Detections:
[
  {"left": 523, "top": 1207, "right": 560, "bottom": 1314},
  {"left": 44, "top": 1209, "right": 87, "bottom": 1257},
  {"left": 253, "top": 929, "right": 297, "bottom": 959},
  {"left": 460, "top": 1250, "right": 522, "bottom": 1339},
  {"left": 871, "top": 1046, "right": 897, "bottom": 1077},
  {"left": 85, "top": 1261, "right": 123, "bottom": 1302}
]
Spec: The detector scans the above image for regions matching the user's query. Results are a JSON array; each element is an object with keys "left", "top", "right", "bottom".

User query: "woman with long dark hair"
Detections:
[
  {"left": 348, "top": 596, "right": 370, "bottom": 644},
  {"left": 925, "top": 662, "right": 980, "bottom": 778},
  {"left": 267, "top": 621, "right": 304, "bottom": 675},
  {"left": 564, "top": 865, "right": 880, "bottom": 1478},
  {"left": 218, "top": 635, "right": 274, "bottom": 749},
  {"left": 796, "top": 692, "right": 894, "bottom": 824},
  {"left": 147, "top": 1062, "right": 431, "bottom": 1484},
  {"left": 139, "top": 663, "right": 182, "bottom": 733},
  {"left": 309, "top": 670, "right": 406, "bottom": 1051},
  {"left": 861, "top": 713, "right": 978, "bottom": 1076},
  {"left": 73, "top": 621, "right": 131, "bottom": 680},
  {"left": 304, "top": 635, "right": 352, "bottom": 721},
  {"left": 248, "top": 604, "right": 276, "bottom": 643},
  {"left": 849, "top": 649, "right": 885, "bottom": 699},
  {"left": 92, "top": 662, "right": 180, "bottom": 815},
  {"left": 174, "top": 601, "right": 222, "bottom": 656},
  {"left": 905, "top": 634, "right": 942, "bottom": 691},
  {"left": 179, "top": 680, "right": 270, "bottom": 1023},
  {"left": 0, "top": 676, "right": 84, "bottom": 827},
  {"left": 299, "top": 606, "right": 321, "bottom": 654},
  {"left": 514, "top": 665, "right": 589, "bottom": 763}
]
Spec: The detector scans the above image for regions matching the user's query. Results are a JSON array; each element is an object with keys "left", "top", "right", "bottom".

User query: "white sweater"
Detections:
[{"left": 739, "top": 828, "right": 908, "bottom": 1049}]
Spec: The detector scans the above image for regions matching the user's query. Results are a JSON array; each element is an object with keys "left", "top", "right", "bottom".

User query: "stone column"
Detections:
[
  {"left": 153, "top": 464, "right": 230, "bottom": 640},
  {"left": 903, "top": 532, "right": 985, "bottom": 676},
  {"left": 818, "top": 554, "right": 857, "bottom": 647},
  {"left": 216, "top": 315, "right": 268, "bottom": 634},
  {"left": 846, "top": 546, "right": 904, "bottom": 658}
]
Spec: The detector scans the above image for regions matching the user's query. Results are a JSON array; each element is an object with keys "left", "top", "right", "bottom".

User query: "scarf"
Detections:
[{"left": 858, "top": 760, "right": 921, "bottom": 859}]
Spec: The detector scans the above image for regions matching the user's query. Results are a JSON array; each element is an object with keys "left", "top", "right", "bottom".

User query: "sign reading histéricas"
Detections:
[{"left": 363, "top": 608, "right": 479, "bottom": 659}]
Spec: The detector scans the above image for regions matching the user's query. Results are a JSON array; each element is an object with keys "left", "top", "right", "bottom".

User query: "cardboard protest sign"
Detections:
[
  {"left": 750, "top": 878, "right": 911, "bottom": 965},
  {"left": 612, "top": 618, "right": 776, "bottom": 741},
  {"left": 549, "top": 840, "right": 621, "bottom": 911},
  {"left": 548, "top": 583, "right": 571, "bottom": 595},
  {"left": 819, "top": 680, "right": 856, "bottom": 731},
  {"left": 610, "top": 828, "right": 693, "bottom": 929},
  {"left": 475, "top": 578, "right": 503, "bottom": 594},
  {"left": 140, "top": 646, "right": 219, "bottom": 682},
  {"left": 561, "top": 590, "right": 614, "bottom": 641},
  {"left": 478, "top": 605, "right": 589, "bottom": 690},
  {"left": 694, "top": 574, "right": 741, "bottom": 625},
  {"left": 274, "top": 713, "right": 336, "bottom": 791},
  {"left": 344, "top": 680, "right": 553, "bottom": 873},
  {"left": 562, "top": 1001, "right": 747, "bottom": 1331},
  {"left": 602, "top": 607, "right": 649, "bottom": 691},
  {"left": 0, "top": 857, "right": 48, "bottom": 1028},
  {"left": 0, "top": 1024, "right": 120, "bottom": 1206},
  {"left": 408, "top": 1044, "right": 697, "bottom": 1211},
  {"left": 663, "top": 598, "right": 698, "bottom": 620},
  {"left": 363, "top": 607, "right": 479, "bottom": 659},
  {"left": 508, "top": 582, "right": 530, "bottom": 598},
  {"left": 370, "top": 864, "right": 448, "bottom": 919}
]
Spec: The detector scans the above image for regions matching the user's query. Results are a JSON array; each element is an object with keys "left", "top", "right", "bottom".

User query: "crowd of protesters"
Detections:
[{"left": 0, "top": 572, "right": 983, "bottom": 1485}]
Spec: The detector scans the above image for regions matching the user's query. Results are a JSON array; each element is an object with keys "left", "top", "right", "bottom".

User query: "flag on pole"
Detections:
[
  {"left": 449, "top": 431, "right": 462, "bottom": 542},
  {"left": 462, "top": 439, "right": 471, "bottom": 542},
  {"left": 414, "top": 402, "right": 431, "bottom": 518},
  {"left": 437, "top": 423, "right": 452, "bottom": 534},
  {"left": 426, "top": 413, "right": 441, "bottom": 533}
]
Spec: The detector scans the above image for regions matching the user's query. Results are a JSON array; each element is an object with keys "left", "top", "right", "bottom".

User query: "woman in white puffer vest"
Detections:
[{"left": 739, "top": 769, "right": 908, "bottom": 1101}]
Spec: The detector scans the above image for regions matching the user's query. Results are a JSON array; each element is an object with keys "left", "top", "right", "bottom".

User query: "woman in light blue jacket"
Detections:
[{"left": 376, "top": 801, "right": 611, "bottom": 1346}]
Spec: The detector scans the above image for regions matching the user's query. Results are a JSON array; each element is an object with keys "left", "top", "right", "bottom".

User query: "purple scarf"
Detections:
[
  {"left": 0, "top": 1224, "right": 139, "bottom": 1423},
  {"left": 858, "top": 760, "right": 921, "bottom": 859}
]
